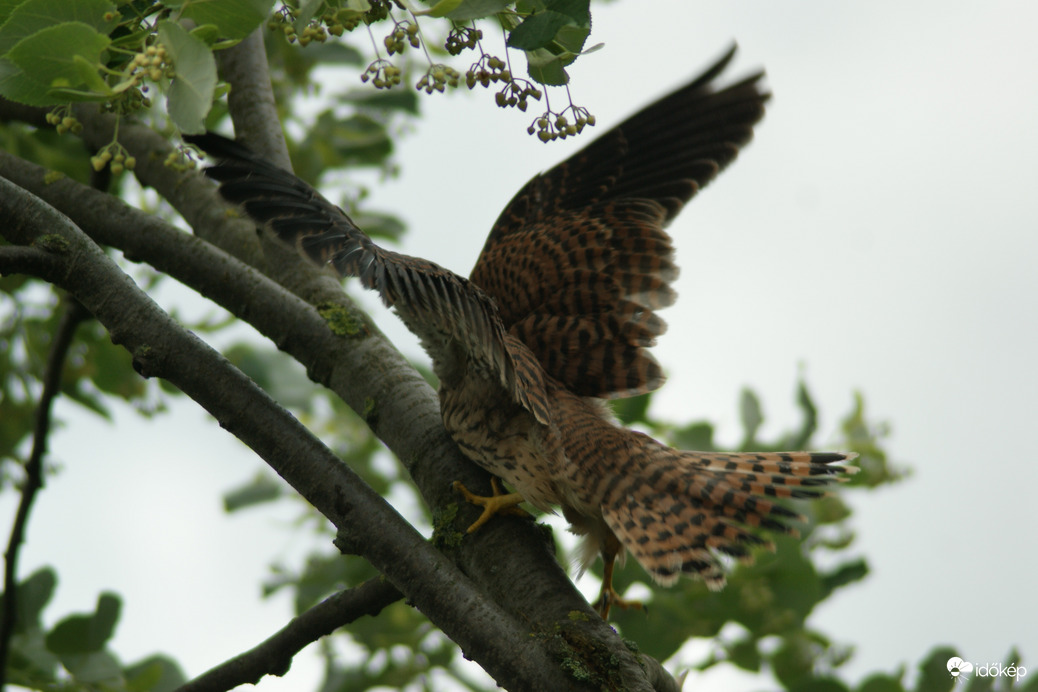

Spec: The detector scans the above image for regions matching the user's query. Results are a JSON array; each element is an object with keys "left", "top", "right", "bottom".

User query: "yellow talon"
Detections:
[
  {"left": 595, "top": 534, "right": 646, "bottom": 619},
  {"left": 452, "top": 477, "right": 531, "bottom": 533},
  {"left": 595, "top": 584, "right": 646, "bottom": 620}
]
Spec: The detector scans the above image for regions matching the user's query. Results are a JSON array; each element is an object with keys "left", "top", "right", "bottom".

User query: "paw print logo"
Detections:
[{"left": 947, "top": 657, "right": 974, "bottom": 682}]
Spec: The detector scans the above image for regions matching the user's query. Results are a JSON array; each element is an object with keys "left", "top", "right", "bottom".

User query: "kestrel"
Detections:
[{"left": 189, "top": 46, "right": 855, "bottom": 617}]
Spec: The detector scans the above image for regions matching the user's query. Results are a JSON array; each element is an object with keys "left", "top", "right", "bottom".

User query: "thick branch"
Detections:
[
  {"left": 0, "top": 296, "right": 88, "bottom": 686},
  {"left": 178, "top": 578, "right": 402, "bottom": 692},
  {"left": 0, "top": 176, "right": 589, "bottom": 692}
]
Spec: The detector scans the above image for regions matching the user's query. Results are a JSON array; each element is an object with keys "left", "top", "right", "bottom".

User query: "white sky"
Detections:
[{"left": 3, "top": 1, "right": 1036, "bottom": 690}]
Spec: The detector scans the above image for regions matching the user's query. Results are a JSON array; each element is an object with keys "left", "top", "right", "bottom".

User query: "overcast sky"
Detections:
[{"left": 3, "top": 2, "right": 1036, "bottom": 690}]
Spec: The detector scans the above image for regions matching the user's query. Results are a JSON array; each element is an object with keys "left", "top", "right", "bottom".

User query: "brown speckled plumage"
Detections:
[{"left": 189, "top": 46, "right": 854, "bottom": 614}]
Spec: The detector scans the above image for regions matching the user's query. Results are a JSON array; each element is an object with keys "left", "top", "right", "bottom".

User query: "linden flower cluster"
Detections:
[
  {"left": 417, "top": 65, "right": 460, "bottom": 93},
  {"left": 445, "top": 26, "right": 482, "bottom": 55},
  {"left": 465, "top": 54, "right": 508, "bottom": 88},
  {"left": 90, "top": 144, "right": 136, "bottom": 174},
  {"left": 258, "top": 1, "right": 595, "bottom": 142},
  {"left": 384, "top": 21, "right": 419, "bottom": 55},
  {"left": 528, "top": 106, "right": 596, "bottom": 142},
  {"left": 130, "top": 44, "right": 171, "bottom": 82},
  {"left": 44, "top": 111, "right": 82, "bottom": 135},
  {"left": 461, "top": 55, "right": 540, "bottom": 113},
  {"left": 164, "top": 148, "right": 197, "bottom": 173},
  {"left": 266, "top": 8, "right": 333, "bottom": 45},
  {"left": 362, "top": 59, "right": 402, "bottom": 89}
]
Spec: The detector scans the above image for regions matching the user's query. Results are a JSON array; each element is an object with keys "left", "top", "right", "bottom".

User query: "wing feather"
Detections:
[
  {"left": 187, "top": 133, "right": 551, "bottom": 424},
  {"left": 470, "top": 45, "right": 768, "bottom": 399}
]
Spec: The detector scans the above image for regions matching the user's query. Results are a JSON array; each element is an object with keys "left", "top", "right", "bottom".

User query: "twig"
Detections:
[
  {"left": 0, "top": 297, "right": 89, "bottom": 687},
  {"left": 177, "top": 578, "right": 401, "bottom": 692},
  {"left": 0, "top": 245, "right": 59, "bottom": 277}
]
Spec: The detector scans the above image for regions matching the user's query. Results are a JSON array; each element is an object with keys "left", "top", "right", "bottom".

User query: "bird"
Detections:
[{"left": 187, "top": 45, "right": 856, "bottom": 618}]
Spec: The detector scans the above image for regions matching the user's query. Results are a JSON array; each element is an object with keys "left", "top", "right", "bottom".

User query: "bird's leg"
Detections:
[
  {"left": 452, "top": 477, "right": 531, "bottom": 533},
  {"left": 595, "top": 533, "right": 646, "bottom": 619}
]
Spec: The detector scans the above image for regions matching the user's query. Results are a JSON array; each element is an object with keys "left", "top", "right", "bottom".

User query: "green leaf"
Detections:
[
  {"left": 523, "top": 46, "right": 570, "bottom": 85},
  {"left": 268, "top": 553, "right": 380, "bottom": 614},
  {"left": 964, "top": 669, "right": 995, "bottom": 692},
  {"left": 350, "top": 209, "right": 406, "bottom": 242},
  {"left": 818, "top": 558, "right": 868, "bottom": 599},
  {"left": 426, "top": 0, "right": 510, "bottom": 19},
  {"left": 87, "top": 332, "right": 145, "bottom": 400},
  {"left": 671, "top": 421, "right": 715, "bottom": 451},
  {"left": 612, "top": 392, "right": 652, "bottom": 426},
  {"left": 0, "top": 0, "right": 20, "bottom": 28},
  {"left": 0, "top": 0, "right": 118, "bottom": 56},
  {"left": 773, "top": 633, "right": 823, "bottom": 689},
  {"left": 45, "top": 592, "right": 121, "bottom": 655},
  {"left": 158, "top": 20, "right": 217, "bottom": 134},
  {"left": 739, "top": 387, "right": 763, "bottom": 447},
  {"left": 170, "top": 0, "right": 275, "bottom": 41},
  {"left": 552, "top": 20, "right": 590, "bottom": 55},
  {"left": 790, "top": 680, "right": 851, "bottom": 692},
  {"left": 547, "top": 0, "right": 589, "bottom": 24},
  {"left": 292, "top": 0, "right": 324, "bottom": 34},
  {"left": 223, "top": 473, "right": 284, "bottom": 512},
  {"left": 70, "top": 54, "right": 113, "bottom": 96},
  {"left": 340, "top": 87, "right": 420, "bottom": 115},
  {"left": 5, "top": 23, "right": 110, "bottom": 104},
  {"left": 124, "top": 654, "right": 188, "bottom": 692},
  {"left": 727, "top": 637, "right": 761, "bottom": 671},
  {"left": 782, "top": 378, "right": 819, "bottom": 449},
  {"left": 303, "top": 41, "right": 364, "bottom": 65},
  {"left": 507, "top": 10, "right": 571, "bottom": 51},
  {"left": 425, "top": 0, "right": 462, "bottom": 17},
  {"left": 510, "top": 0, "right": 592, "bottom": 86},
  {"left": 0, "top": 56, "right": 48, "bottom": 106},
  {"left": 508, "top": 0, "right": 590, "bottom": 52},
  {"left": 224, "top": 343, "right": 315, "bottom": 410},
  {"left": 302, "top": 111, "right": 393, "bottom": 169},
  {"left": 61, "top": 649, "right": 122, "bottom": 684},
  {"left": 858, "top": 673, "right": 906, "bottom": 692},
  {"left": 916, "top": 646, "right": 958, "bottom": 692},
  {"left": 14, "top": 567, "right": 57, "bottom": 633}
]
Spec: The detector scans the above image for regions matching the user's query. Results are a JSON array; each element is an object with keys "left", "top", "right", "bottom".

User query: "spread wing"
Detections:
[
  {"left": 470, "top": 45, "right": 768, "bottom": 399},
  {"left": 187, "top": 133, "right": 551, "bottom": 424}
]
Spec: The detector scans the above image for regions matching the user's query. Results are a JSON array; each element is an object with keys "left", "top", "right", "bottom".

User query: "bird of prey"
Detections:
[{"left": 188, "top": 46, "right": 855, "bottom": 617}]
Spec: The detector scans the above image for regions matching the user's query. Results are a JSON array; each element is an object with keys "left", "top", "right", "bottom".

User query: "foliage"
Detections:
[
  {"left": 0, "top": 1, "right": 1029, "bottom": 691},
  {"left": 0, "top": 0, "right": 598, "bottom": 144},
  {"left": 0, "top": 568, "right": 186, "bottom": 691}
]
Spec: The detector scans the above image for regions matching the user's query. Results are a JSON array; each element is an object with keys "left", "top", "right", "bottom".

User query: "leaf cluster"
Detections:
[
  {"left": 0, "top": 568, "right": 185, "bottom": 691},
  {"left": 0, "top": 0, "right": 603, "bottom": 142}
]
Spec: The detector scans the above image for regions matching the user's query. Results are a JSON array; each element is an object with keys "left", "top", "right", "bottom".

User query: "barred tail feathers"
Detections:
[{"left": 601, "top": 446, "right": 856, "bottom": 588}]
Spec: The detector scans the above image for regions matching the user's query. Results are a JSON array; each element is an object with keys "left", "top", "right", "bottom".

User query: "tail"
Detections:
[{"left": 601, "top": 445, "right": 857, "bottom": 588}]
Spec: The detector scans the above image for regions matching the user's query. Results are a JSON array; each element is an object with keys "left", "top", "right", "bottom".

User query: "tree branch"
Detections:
[
  {"left": 0, "top": 144, "right": 673, "bottom": 690},
  {"left": 0, "top": 295, "right": 89, "bottom": 687},
  {"left": 177, "top": 578, "right": 402, "bottom": 692},
  {"left": 0, "top": 175, "right": 612, "bottom": 692},
  {"left": 0, "top": 244, "right": 60, "bottom": 277},
  {"left": 216, "top": 29, "right": 290, "bottom": 168}
]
